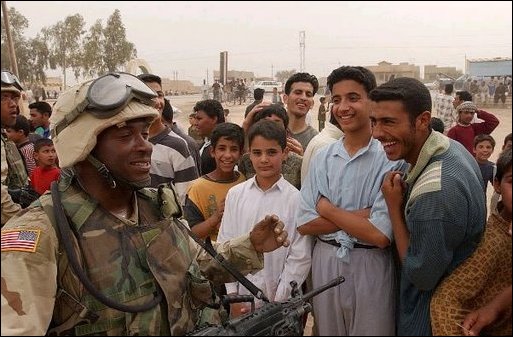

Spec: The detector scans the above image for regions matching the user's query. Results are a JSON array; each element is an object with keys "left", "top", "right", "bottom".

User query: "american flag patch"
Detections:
[{"left": 1, "top": 229, "right": 41, "bottom": 252}]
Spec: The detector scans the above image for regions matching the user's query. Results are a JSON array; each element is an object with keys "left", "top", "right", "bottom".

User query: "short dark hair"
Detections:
[
  {"left": 137, "top": 73, "right": 162, "bottom": 86},
  {"left": 28, "top": 101, "right": 52, "bottom": 117},
  {"left": 444, "top": 83, "right": 454, "bottom": 95},
  {"left": 495, "top": 147, "right": 512, "bottom": 183},
  {"left": 248, "top": 120, "right": 286, "bottom": 150},
  {"left": 430, "top": 117, "right": 445, "bottom": 133},
  {"left": 34, "top": 138, "right": 54, "bottom": 152},
  {"left": 503, "top": 133, "right": 512, "bottom": 147},
  {"left": 193, "top": 99, "right": 225, "bottom": 123},
  {"left": 327, "top": 66, "right": 377, "bottom": 94},
  {"left": 369, "top": 77, "right": 431, "bottom": 125},
  {"left": 162, "top": 98, "right": 173, "bottom": 123},
  {"left": 253, "top": 104, "right": 289, "bottom": 129},
  {"left": 210, "top": 122, "right": 244, "bottom": 150},
  {"left": 474, "top": 134, "right": 496, "bottom": 149},
  {"left": 284, "top": 72, "right": 319, "bottom": 95},
  {"left": 9, "top": 115, "right": 30, "bottom": 136},
  {"left": 253, "top": 88, "right": 265, "bottom": 100},
  {"left": 455, "top": 90, "right": 473, "bottom": 102}
]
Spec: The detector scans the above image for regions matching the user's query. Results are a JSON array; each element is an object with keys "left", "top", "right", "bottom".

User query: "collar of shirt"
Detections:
[
  {"left": 248, "top": 175, "right": 286, "bottom": 193},
  {"left": 332, "top": 136, "right": 376, "bottom": 161},
  {"left": 199, "top": 138, "right": 211, "bottom": 156}
]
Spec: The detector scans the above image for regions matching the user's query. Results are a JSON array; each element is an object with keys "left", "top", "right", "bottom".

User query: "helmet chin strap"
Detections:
[{"left": 86, "top": 155, "right": 150, "bottom": 190}]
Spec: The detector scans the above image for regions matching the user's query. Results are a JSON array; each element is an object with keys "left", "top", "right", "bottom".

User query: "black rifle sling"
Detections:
[
  {"left": 50, "top": 182, "right": 163, "bottom": 313},
  {"left": 171, "top": 218, "right": 270, "bottom": 303}
]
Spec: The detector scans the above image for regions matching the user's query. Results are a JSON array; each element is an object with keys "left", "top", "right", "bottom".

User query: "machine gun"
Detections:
[{"left": 189, "top": 276, "right": 345, "bottom": 336}]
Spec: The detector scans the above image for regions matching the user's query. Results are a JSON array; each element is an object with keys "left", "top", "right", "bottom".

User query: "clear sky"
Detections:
[{"left": 6, "top": 1, "right": 513, "bottom": 85}]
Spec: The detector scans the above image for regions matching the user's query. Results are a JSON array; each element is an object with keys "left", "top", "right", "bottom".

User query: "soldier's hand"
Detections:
[{"left": 249, "top": 214, "right": 289, "bottom": 253}]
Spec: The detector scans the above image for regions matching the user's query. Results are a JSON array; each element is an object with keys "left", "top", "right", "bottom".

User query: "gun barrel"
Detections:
[{"left": 302, "top": 276, "right": 345, "bottom": 301}]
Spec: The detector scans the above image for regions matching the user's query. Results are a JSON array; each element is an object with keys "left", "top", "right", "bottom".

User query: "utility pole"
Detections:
[
  {"left": 271, "top": 64, "right": 274, "bottom": 80},
  {"left": 1, "top": 1, "right": 20, "bottom": 77},
  {"left": 299, "top": 31, "right": 305, "bottom": 72}
]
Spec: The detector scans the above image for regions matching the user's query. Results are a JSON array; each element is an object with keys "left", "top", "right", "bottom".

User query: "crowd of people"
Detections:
[{"left": 1, "top": 67, "right": 511, "bottom": 336}]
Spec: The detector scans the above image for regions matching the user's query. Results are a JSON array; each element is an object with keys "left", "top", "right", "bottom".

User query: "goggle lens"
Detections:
[{"left": 87, "top": 72, "right": 157, "bottom": 113}]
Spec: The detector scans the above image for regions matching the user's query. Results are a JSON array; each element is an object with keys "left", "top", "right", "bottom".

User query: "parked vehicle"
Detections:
[{"left": 254, "top": 80, "right": 283, "bottom": 93}]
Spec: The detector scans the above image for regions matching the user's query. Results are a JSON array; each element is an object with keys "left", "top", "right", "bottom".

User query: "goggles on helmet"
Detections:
[
  {"left": 1, "top": 70, "right": 24, "bottom": 91},
  {"left": 54, "top": 72, "right": 158, "bottom": 136}
]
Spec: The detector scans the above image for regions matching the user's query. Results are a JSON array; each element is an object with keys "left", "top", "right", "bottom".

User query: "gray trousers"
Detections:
[{"left": 311, "top": 241, "right": 396, "bottom": 336}]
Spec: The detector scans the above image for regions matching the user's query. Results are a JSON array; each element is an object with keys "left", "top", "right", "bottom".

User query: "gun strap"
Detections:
[{"left": 172, "top": 218, "right": 269, "bottom": 302}]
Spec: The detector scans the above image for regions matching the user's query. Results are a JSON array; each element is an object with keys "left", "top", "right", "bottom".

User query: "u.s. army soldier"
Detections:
[{"left": 1, "top": 73, "right": 289, "bottom": 335}]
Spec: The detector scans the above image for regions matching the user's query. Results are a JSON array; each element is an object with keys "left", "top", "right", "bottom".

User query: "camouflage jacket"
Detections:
[
  {"left": 1, "top": 132, "right": 27, "bottom": 225},
  {"left": 1, "top": 172, "right": 264, "bottom": 335}
]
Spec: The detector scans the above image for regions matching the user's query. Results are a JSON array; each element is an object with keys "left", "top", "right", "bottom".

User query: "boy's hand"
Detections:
[
  {"left": 250, "top": 214, "right": 289, "bottom": 252},
  {"left": 286, "top": 137, "right": 304, "bottom": 156}
]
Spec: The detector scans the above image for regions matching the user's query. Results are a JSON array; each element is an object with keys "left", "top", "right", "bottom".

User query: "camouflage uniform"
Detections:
[
  {"left": 1, "top": 170, "right": 264, "bottom": 335},
  {"left": 1, "top": 111, "right": 28, "bottom": 226},
  {"left": 2, "top": 78, "right": 27, "bottom": 225}
]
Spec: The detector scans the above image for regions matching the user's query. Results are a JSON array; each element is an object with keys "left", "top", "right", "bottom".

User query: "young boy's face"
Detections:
[
  {"left": 458, "top": 109, "right": 475, "bottom": 125},
  {"left": 34, "top": 145, "right": 57, "bottom": 168},
  {"left": 210, "top": 137, "right": 241, "bottom": 173},
  {"left": 494, "top": 166, "right": 512, "bottom": 218},
  {"left": 249, "top": 136, "right": 287, "bottom": 182},
  {"left": 474, "top": 140, "right": 494, "bottom": 162},
  {"left": 4, "top": 127, "right": 24, "bottom": 144}
]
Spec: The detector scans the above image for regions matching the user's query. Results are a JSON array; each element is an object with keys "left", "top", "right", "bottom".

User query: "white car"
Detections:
[{"left": 254, "top": 80, "right": 283, "bottom": 93}]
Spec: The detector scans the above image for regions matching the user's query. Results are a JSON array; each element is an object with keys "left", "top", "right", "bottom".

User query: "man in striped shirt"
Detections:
[{"left": 138, "top": 74, "right": 198, "bottom": 205}]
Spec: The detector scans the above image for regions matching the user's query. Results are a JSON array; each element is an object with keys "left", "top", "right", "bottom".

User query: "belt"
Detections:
[{"left": 317, "top": 237, "right": 378, "bottom": 249}]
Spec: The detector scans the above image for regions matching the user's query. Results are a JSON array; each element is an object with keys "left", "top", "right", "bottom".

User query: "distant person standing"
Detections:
[
  {"left": 271, "top": 87, "right": 283, "bottom": 106},
  {"left": 494, "top": 82, "right": 507, "bottom": 104},
  {"left": 435, "top": 83, "right": 455, "bottom": 133},
  {"left": 245, "top": 88, "right": 265, "bottom": 118},
  {"left": 317, "top": 96, "right": 327, "bottom": 131},
  {"left": 212, "top": 80, "right": 222, "bottom": 102},
  {"left": 202, "top": 79, "right": 209, "bottom": 100}
]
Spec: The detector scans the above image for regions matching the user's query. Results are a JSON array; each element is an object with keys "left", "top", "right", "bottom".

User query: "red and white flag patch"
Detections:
[{"left": 1, "top": 229, "right": 41, "bottom": 253}]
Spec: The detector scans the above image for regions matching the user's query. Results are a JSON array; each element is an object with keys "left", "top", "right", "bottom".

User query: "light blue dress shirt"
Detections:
[{"left": 298, "top": 136, "right": 407, "bottom": 261}]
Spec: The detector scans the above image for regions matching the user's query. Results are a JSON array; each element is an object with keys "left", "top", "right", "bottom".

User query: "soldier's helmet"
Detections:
[
  {"left": 1, "top": 70, "right": 23, "bottom": 94},
  {"left": 50, "top": 72, "right": 159, "bottom": 168}
]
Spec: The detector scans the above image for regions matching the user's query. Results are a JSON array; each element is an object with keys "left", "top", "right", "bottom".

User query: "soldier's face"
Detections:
[
  {"left": 1, "top": 91, "right": 20, "bottom": 127},
  {"left": 94, "top": 118, "right": 153, "bottom": 185}
]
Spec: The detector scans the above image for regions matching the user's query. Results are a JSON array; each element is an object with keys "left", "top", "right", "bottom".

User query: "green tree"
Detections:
[
  {"left": 81, "top": 10, "right": 137, "bottom": 76},
  {"left": 275, "top": 69, "right": 296, "bottom": 84},
  {"left": 45, "top": 14, "right": 86, "bottom": 87},
  {"left": 1, "top": 6, "right": 31, "bottom": 83},
  {"left": 103, "top": 9, "right": 136, "bottom": 72},
  {"left": 82, "top": 19, "right": 105, "bottom": 77}
]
